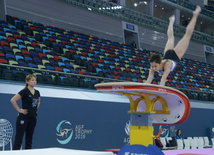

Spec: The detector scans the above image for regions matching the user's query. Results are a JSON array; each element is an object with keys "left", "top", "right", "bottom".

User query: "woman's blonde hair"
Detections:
[{"left": 24, "top": 74, "right": 37, "bottom": 89}]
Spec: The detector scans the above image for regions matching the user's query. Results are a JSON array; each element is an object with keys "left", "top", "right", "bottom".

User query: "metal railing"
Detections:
[{"left": 0, "top": 64, "right": 213, "bottom": 101}]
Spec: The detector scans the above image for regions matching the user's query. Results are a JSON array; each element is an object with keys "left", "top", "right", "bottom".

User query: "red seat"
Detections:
[
  {"left": 54, "top": 56, "right": 61, "bottom": 62},
  {"left": 49, "top": 38, "right": 55, "bottom": 43},
  {"left": 78, "top": 71, "right": 85, "bottom": 75},
  {"left": 72, "top": 36, "right": 77, "bottom": 40},
  {"left": 62, "top": 41, "right": 67, "bottom": 45},
  {"left": 13, "top": 34, "right": 21, "bottom": 39},
  {"left": 114, "top": 76, "right": 120, "bottom": 79},
  {"left": 7, "top": 38, "right": 15, "bottom": 43},
  {"left": 30, "top": 27, "right": 36, "bottom": 32},
  {"left": 55, "top": 67, "right": 63, "bottom": 72},
  {"left": 92, "top": 63, "right": 98, "bottom": 68},
  {"left": 135, "top": 70, "right": 140, "bottom": 74},
  {"left": 167, "top": 83, "right": 171, "bottom": 87},
  {"left": 110, "top": 54, "right": 114, "bottom": 58},
  {"left": 0, "top": 59, "right": 8, "bottom": 63},
  {"left": 126, "top": 78, "right": 132, "bottom": 81},
  {"left": 115, "top": 66, "right": 120, "bottom": 71},
  {"left": 13, "top": 16, "right": 19, "bottom": 20},
  {"left": 70, "top": 50, "right": 76, "bottom": 55},
  {"left": 22, "top": 50, "right": 30, "bottom": 56},
  {"left": 39, "top": 53, "right": 46, "bottom": 59},
  {"left": 114, "top": 71, "right": 119, "bottom": 75},
  {"left": 32, "top": 42, "right": 39, "bottom": 48},
  {"left": 34, "top": 25, "right": 40, "bottom": 28},
  {"left": 89, "top": 50, "right": 94, "bottom": 53},
  {"left": 98, "top": 59, "right": 104, "bottom": 63},
  {"left": 138, "top": 79, "right": 143, "bottom": 82},
  {"left": 1, "top": 42, "right": 9, "bottom": 47},
  {"left": 126, "top": 68, "right": 131, "bottom": 72},
  {"left": 82, "top": 52, "right": 88, "bottom": 57},
  {"left": 75, "top": 40, "right": 80, "bottom": 44},
  {"left": 153, "top": 81, "right": 158, "bottom": 84},
  {"left": 176, "top": 84, "right": 180, "bottom": 88}
]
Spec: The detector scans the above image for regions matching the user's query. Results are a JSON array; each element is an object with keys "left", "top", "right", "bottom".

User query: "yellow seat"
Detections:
[
  {"left": 9, "top": 60, "right": 18, "bottom": 66},
  {"left": 37, "top": 65, "right": 46, "bottom": 70},
  {"left": 10, "top": 43, "right": 18, "bottom": 49},
  {"left": 42, "top": 60, "right": 50, "bottom": 66}
]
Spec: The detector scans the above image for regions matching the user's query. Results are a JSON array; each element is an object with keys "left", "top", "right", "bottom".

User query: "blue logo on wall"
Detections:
[
  {"left": 206, "top": 46, "right": 212, "bottom": 52},
  {"left": 56, "top": 120, "right": 73, "bottom": 145},
  {"left": 126, "top": 23, "right": 135, "bottom": 31}
]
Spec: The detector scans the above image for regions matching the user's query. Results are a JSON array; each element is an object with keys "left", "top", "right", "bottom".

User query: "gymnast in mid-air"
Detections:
[{"left": 146, "top": 5, "right": 201, "bottom": 86}]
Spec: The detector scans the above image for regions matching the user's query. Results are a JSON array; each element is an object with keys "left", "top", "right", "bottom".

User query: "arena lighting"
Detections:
[
  {"left": 139, "top": 1, "right": 148, "bottom": 5},
  {"left": 134, "top": 3, "right": 138, "bottom": 7},
  {"left": 98, "top": 5, "right": 122, "bottom": 10}
]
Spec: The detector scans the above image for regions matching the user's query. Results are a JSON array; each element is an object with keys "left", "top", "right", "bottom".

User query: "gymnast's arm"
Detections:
[
  {"left": 146, "top": 67, "right": 154, "bottom": 84},
  {"left": 160, "top": 63, "right": 171, "bottom": 86}
]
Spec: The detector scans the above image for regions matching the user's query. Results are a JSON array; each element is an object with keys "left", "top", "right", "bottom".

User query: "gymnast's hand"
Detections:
[{"left": 19, "top": 109, "right": 28, "bottom": 115}]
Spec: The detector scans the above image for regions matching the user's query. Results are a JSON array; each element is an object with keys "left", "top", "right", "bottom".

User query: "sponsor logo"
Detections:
[
  {"left": 56, "top": 120, "right": 92, "bottom": 144},
  {"left": 123, "top": 120, "right": 130, "bottom": 143},
  {"left": 158, "top": 88, "right": 167, "bottom": 92},
  {"left": 20, "top": 120, "right": 24, "bottom": 124},
  {"left": 56, "top": 120, "right": 73, "bottom": 145},
  {"left": 112, "top": 86, "right": 124, "bottom": 90},
  {"left": 124, "top": 153, "right": 148, "bottom": 155},
  {"left": 159, "top": 125, "right": 177, "bottom": 138}
]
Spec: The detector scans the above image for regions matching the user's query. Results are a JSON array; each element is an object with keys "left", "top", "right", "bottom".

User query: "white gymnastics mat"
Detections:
[{"left": 1, "top": 148, "right": 114, "bottom": 155}]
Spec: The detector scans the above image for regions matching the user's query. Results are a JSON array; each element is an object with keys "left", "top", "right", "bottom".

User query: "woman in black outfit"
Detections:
[{"left": 11, "top": 74, "right": 40, "bottom": 150}]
